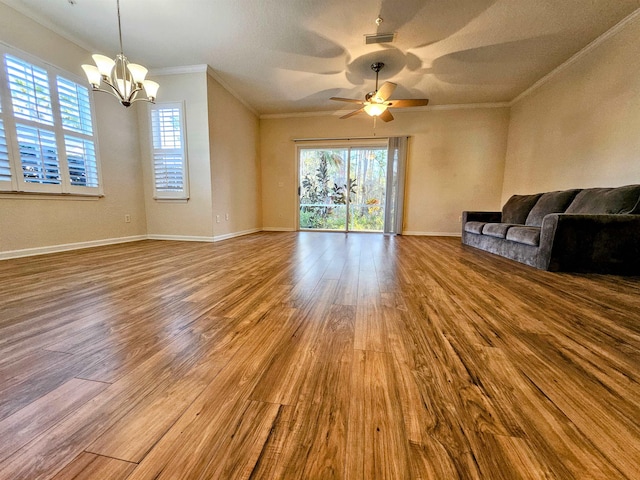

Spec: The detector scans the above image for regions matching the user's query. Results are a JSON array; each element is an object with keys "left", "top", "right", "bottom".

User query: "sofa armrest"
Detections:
[
  {"left": 462, "top": 211, "right": 502, "bottom": 223},
  {"left": 540, "top": 213, "right": 640, "bottom": 273}
]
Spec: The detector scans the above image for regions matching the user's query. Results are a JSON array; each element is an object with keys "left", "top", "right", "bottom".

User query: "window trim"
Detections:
[
  {"left": 149, "top": 101, "right": 189, "bottom": 201},
  {"left": 0, "top": 44, "right": 103, "bottom": 196}
]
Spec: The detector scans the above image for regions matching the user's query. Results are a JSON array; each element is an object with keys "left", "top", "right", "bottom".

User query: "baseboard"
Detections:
[
  {"left": 213, "top": 228, "right": 261, "bottom": 242},
  {"left": 2, "top": 227, "right": 393, "bottom": 260},
  {"left": 147, "top": 228, "right": 261, "bottom": 243},
  {"left": 0, "top": 235, "right": 147, "bottom": 260},
  {"left": 402, "top": 231, "right": 462, "bottom": 237},
  {"left": 146, "top": 234, "right": 215, "bottom": 242},
  {"left": 261, "top": 227, "right": 296, "bottom": 232}
]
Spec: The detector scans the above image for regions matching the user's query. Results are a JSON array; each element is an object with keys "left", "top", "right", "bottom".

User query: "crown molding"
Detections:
[
  {"left": 147, "top": 64, "right": 259, "bottom": 117},
  {"left": 259, "top": 102, "right": 509, "bottom": 120},
  {"left": 148, "top": 64, "right": 208, "bottom": 76},
  {"left": 205, "top": 66, "right": 259, "bottom": 117},
  {"left": 511, "top": 7, "right": 640, "bottom": 105},
  {"left": 422, "top": 102, "right": 510, "bottom": 111},
  {"left": 261, "top": 110, "right": 344, "bottom": 119}
]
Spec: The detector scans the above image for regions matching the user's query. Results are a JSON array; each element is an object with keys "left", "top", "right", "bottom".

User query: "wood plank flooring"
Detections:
[{"left": 0, "top": 232, "right": 638, "bottom": 479}]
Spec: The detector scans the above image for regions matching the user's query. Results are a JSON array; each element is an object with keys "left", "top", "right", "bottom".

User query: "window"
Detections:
[
  {"left": 150, "top": 102, "right": 189, "bottom": 200},
  {"left": 0, "top": 46, "right": 101, "bottom": 195}
]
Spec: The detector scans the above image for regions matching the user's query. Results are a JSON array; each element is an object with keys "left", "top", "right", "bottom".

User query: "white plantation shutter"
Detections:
[
  {"left": 64, "top": 136, "right": 98, "bottom": 187},
  {"left": 57, "top": 76, "right": 93, "bottom": 135},
  {"left": 0, "top": 94, "right": 14, "bottom": 191},
  {"left": 0, "top": 47, "right": 102, "bottom": 195},
  {"left": 150, "top": 102, "right": 189, "bottom": 199},
  {"left": 0, "top": 119, "right": 13, "bottom": 187},
  {"left": 153, "top": 152, "right": 184, "bottom": 191},
  {"left": 5, "top": 55, "right": 54, "bottom": 125},
  {"left": 15, "top": 124, "right": 60, "bottom": 185},
  {"left": 57, "top": 75, "right": 99, "bottom": 193}
]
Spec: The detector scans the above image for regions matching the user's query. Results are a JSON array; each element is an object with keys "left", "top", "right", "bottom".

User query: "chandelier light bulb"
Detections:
[
  {"left": 127, "top": 64, "right": 148, "bottom": 84},
  {"left": 81, "top": 64, "right": 101, "bottom": 87},
  {"left": 142, "top": 80, "right": 160, "bottom": 101},
  {"left": 92, "top": 54, "right": 116, "bottom": 77}
]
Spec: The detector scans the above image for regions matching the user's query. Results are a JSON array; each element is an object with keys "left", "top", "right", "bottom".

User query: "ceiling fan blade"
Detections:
[
  {"left": 340, "top": 107, "right": 365, "bottom": 119},
  {"left": 387, "top": 98, "right": 429, "bottom": 108},
  {"left": 374, "top": 82, "right": 397, "bottom": 102},
  {"left": 379, "top": 109, "right": 394, "bottom": 122},
  {"left": 330, "top": 97, "right": 365, "bottom": 104}
]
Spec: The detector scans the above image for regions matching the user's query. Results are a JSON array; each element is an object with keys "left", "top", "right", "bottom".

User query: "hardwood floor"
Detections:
[{"left": 0, "top": 232, "right": 638, "bottom": 479}]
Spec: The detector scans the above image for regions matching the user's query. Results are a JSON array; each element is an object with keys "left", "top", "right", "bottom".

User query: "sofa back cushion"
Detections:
[
  {"left": 565, "top": 185, "right": 640, "bottom": 215},
  {"left": 502, "top": 194, "right": 542, "bottom": 224},
  {"left": 525, "top": 189, "right": 581, "bottom": 226}
]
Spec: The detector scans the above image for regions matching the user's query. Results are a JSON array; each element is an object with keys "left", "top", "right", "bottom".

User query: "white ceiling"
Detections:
[{"left": 3, "top": 0, "right": 640, "bottom": 115}]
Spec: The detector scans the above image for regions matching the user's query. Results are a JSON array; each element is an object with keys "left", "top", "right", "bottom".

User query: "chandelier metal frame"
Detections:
[{"left": 82, "top": 0, "right": 158, "bottom": 107}]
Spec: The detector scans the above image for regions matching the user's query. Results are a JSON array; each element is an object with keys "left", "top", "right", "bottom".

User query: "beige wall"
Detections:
[
  {"left": 0, "top": 1, "right": 262, "bottom": 253},
  {"left": 136, "top": 71, "right": 261, "bottom": 241},
  {"left": 502, "top": 14, "right": 640, "bottom": 203},
  {"left": 4, "top": 1, "right": 638, "bottom": 254},
  {"left": 260, "top": 107, "right": 510, "bottom": 235},
  {"left": 207, "top": 74, "right": 261, "bottom": 238},
  {"left": 0, "top": 3, "right": 146, "bottom": 255},
  {"left": 138, "top": 72, "right": 215, "bottom": 239}
]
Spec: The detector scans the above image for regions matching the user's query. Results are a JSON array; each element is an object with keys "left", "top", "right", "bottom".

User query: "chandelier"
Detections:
[{"left": 81, "top": 0, "right": 159, "bottom": 107}]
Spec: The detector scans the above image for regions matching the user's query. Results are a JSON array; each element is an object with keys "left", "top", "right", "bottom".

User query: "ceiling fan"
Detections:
[{"left": 330, "top": 62, "right": 429, "bottom": 122}]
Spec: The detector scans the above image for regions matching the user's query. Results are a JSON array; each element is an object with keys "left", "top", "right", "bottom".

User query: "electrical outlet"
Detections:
[
  {"left": 124, "top": 214, "right": 131, "bottom": 223},
  {"left": 225, "top": 213, "right": 229, "bottom": 221},
  {"left": 216, "top": 215, "right": 220, "bottom": 223},
  {"left": 458, "top": 215, "right": 462, "bottom": 223}
]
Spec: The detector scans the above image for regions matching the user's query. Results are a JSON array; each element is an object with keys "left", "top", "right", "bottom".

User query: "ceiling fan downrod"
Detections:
[{"left": 371, "top": 62, "right": 384, "bottom": 92}]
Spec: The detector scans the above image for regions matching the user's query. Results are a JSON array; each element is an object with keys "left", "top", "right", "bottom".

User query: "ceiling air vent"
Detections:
[{"left": 364, "top": 33, "right": 396, "bottom": 44}]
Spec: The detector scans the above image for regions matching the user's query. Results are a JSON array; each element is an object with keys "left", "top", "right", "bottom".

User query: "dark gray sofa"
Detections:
[{"left": 462, "top": 185, "right": 640, "bottom": 274}]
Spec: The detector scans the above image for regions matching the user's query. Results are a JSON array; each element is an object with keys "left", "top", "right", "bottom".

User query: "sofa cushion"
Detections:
[
  {"left": 506, "top": 226, "right": 541, "bottom": 246},
  {"left": 565, "top": 185, "right": 640, "bottom": 215},
  {"left": 464, "top": 221, "right": 486, "bottom": 234},
  {"left": 502, "top": 194, "right": 543, "bottom": 224},
  {"left": 482, "top": 223, "right": 516, "bottom": 239},
  {"left": 525, "top": 189, "right": 581, "bottom": 227}
]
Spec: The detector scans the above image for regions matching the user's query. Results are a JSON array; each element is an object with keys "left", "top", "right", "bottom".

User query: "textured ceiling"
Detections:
[{"left": 2, "top": 0, "right": 640, "bottom": 114}]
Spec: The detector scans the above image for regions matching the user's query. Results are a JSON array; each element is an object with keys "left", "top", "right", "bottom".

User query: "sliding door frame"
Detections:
[{"left": 296, "top": 139, "right": 389, "bottom": 232}]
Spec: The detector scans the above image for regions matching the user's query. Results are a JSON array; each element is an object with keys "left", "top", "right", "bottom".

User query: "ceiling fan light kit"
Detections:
[
  {"left": 330, "top": 62, "right": 428, "bottom": 123},
  {"left": 81, "top": 0, "right": 159, "bottom": 107},
  {"left": 363, "top": 103, "right": 388, "bottom": 116}
]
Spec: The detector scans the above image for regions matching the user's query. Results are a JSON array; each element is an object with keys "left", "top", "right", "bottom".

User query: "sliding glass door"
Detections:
[
  {"left": 348, "top": 147, "right": 387, "bottom": 231},
  {"left": 298, "top": 143, "right": 388, "bottom": 232},
  {"left": 299, "top": 148, "right": 348, "bottom": 230}
]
